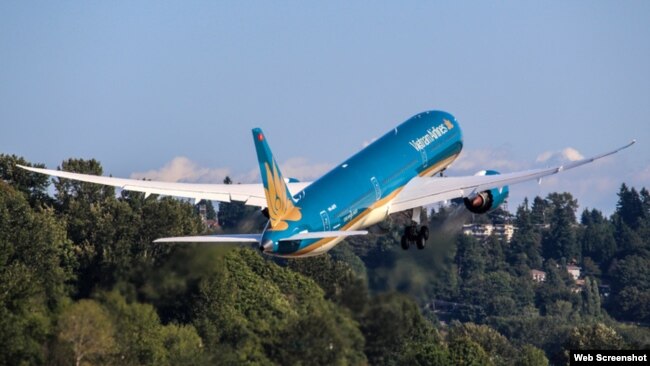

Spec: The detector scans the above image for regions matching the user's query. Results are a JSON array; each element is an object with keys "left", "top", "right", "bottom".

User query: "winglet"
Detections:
[{"left": 252, "top": 129, "right": 302, "bottom": 231}]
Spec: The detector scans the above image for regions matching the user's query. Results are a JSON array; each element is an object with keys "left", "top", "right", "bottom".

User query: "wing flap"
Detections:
[{"left": 388, "top": 140, "right": 636, "bottom": 213}]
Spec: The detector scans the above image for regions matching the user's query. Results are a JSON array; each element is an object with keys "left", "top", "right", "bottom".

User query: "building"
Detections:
[
  {"left": 572, "top": 278, "right": 586, "bottom": 293},
  {"left": 531, "top": 269, "right": 546, "bottom": 283},
  {"left": 566, "top": 265, "right": 581, "bottom": 281},
  {"left": 462, "top": 223, "right": 515, "bottom": 243}
]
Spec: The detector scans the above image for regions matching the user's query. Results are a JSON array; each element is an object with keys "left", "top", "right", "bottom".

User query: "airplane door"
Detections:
[
  {"left": 370, "top": 177, "right": 382, "bottom": 201},
  {"left": 420, "top": 149, "right": 428, "bottom": 166},
  {"left": 320, "top": 210, "right": 331, "bottom": 231}
]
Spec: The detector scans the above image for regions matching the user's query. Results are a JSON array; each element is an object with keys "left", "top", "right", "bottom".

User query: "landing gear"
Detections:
[
  {"left": 401, "top": 235, "right": 410, "bottom": 250},
  {"left": 399, "top": 207, "right": 429, "bottom": 250},
  {"left": 400, "top": 224, "right": 429, "bottom": 250},
  {"left": 417, "top": 226, "right": 429, "bottom": 250}
]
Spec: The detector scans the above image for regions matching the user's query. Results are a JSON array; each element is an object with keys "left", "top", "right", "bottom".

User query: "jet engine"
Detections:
[{"left": 463, "top": 170, "right": 509, "bottom": 214}]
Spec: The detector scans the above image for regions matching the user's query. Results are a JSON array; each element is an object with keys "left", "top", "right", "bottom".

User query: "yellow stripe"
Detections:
[{"left": 292, "top": 188, "right": 404, "bottom": 255}]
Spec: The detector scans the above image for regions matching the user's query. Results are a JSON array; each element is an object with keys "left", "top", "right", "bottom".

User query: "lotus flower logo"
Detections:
[{"left": 264, "top": 162, "right": 301, "bottom": 230}]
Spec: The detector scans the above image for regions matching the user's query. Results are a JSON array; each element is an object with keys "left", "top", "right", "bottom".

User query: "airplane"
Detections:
[{"left": 19, "top": 110, "right": 635, "bottom": 258}]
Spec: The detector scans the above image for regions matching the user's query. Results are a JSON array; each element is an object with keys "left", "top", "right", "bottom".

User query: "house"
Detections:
[
  {"left": 205, "top": 219, "right": 220, "bottom": 230},
  {"left": 572, "top": 278, "right": 586, "bottom": 293},
  {"left": 462, "top": 223, "right": 515, "bottom": 243},
  {"left": 566, "top": 265, "right": 581, "bottom": 281},
  {"left": 531, "top": 269, "right": 546, "bottom": 283}
]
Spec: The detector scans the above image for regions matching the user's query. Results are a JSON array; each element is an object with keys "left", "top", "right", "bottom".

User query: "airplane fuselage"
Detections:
[{"left": 262, "top": 110, "right": 464, "bottom": 257}]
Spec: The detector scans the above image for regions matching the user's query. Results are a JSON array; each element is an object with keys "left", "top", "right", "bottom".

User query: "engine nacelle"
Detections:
[{"left": 463, "top": 170, "right": 509, "bottom": 214}]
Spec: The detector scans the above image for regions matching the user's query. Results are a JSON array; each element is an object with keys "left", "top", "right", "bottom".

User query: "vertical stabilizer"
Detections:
[{"left": 252, "top": 128, "right": 301, "bottom": 231}]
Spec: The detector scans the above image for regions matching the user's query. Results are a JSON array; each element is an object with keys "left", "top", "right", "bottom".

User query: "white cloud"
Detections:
[
  {"left": 129, "top": 156, "right": 333, "bottom": 184},
  {"left": 535, "top": 147, "right": 584, "bottom": 164},
  {"left": 451, "top": 147, "right": 525, "bottom": 173},
  {"left": 280, "top": 157, "right": 333, "bottom": 181},
  {"left": 130, "top": 156, "right": 231, "bottom": 183}
]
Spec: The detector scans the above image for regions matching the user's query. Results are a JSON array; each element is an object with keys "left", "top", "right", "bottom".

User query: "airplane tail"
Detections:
[{"left": 252, "top": 128, "right": 302, "bottom": 231}]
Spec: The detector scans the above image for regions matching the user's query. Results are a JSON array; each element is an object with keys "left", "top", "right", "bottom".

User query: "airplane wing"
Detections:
[
  {"left": 153, "top": 230, "right": 368, "bottom": 244},
  {"left": 154, "top": 234, "right": 263, "bottom": 243},
  {"left": 17, "top": 165, "right": 311, "bottom": 208},
  {"left": 388, "top": 140, "right": 636, "bottom": 214}
]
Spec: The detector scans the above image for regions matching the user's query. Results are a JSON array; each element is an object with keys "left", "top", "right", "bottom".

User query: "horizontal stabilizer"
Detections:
[
  {"left": 154, "top": 234, "right": 262, "bottom": 243},
  {"left": 279, "top": 230, "right": 367, "bottom": 241}
]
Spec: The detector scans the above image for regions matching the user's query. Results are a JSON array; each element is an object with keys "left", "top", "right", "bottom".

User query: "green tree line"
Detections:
[{"left": 1, "top": 153, "right": 648, "bottom": 365}]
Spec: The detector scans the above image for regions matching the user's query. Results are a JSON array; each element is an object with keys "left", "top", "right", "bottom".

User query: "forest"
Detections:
[{"left": 1, "top": 154, "right": 649, "bottom": 366}]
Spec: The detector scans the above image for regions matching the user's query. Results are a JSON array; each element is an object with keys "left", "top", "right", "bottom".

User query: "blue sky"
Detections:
[{"left": 1, "top": 1, "right": 648, "bottom": 215}]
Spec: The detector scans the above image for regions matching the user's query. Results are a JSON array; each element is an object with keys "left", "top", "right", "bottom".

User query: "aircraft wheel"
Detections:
[
  {"left": 401, "top": 235, "right": 410, "bottom": 250},
  {"left": 416, "top": 236, "right": 426, "bottom": 250},
  {"left": 419, "top": 226, "right": 429, "bottom": 240}
]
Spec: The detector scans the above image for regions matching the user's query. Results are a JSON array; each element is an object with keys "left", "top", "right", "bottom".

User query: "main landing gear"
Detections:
[
  {"left": 400, "top": 207, "right": 429, "bottom": 250},
  {"left": 401, "top": 224, "right": 429, "bottom": 250}
]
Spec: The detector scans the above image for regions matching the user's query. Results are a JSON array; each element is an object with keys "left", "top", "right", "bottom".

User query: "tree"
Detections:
[
  {"left": 606, "top": 255, "right": 650, "bottom": 323},
  {"left": 508, "top": 199, "right": 543, "bottom": 269},
  {"left": 448, "top": 336, "right": 493, "bottom": 366},
  {"left": 0, "top": 263, "right": 50, "bottom": 365},
  {"left": 0, "top": 182, "right": 75, "bottom": 309},
  {"left": 161, "top": 324, "right": 209, "bottom": 366},
  {"left": 57, "top": 300, "right": 115, "bottom": 366},
  {"left": 640, "top": 187, "right": 650, "bottom": 228},
  {"left": 400, "top": 341, "right": 451, "bottom": 365},
  {"left": 272, "top": 309, "right": 367, "bottom": 366},
  {"left": 192, "top": 249, "right": 366, "bottom": 365},
  {"left": 360, "top": 292, "right": 443, "bottom": 365},
  {"left": 559, "top": 323, "right": 624, "bottom": 364},
  {"left": 54, "top": 165, "right": 203, "bottom": 296},
  {"left": 542, "top": 193, "right": 579, "bottom": 261},
  {"left": 448, "top": 322, "right": 517, "bottom": 366},
  {"left": 98, "top": 291, "right": 168, "bottom": 366},
  {"left": 488, "top": 314, "right": 572, "bottom": 360},
  {"left": 0, "top": 181, "right": 76, "bottom": 365},
  {"left": 608, "top": 256, "right": 650, "bottom": 294},
  {"left": 516, "top": 345, "right": 549, "bottom": 366},
  {"left": 0, "top": 154, "right": 52, "bottom": 206},
  {"left": 615, "top": 184, "right": 644, "bottom": 230},
  {"left": 216, "top": 176, "right": 259, "bottom": 230},
  {"left": 288, "top": 254, "right": 369, "bottom": 314},
  {"left": 536, "top": 260, "right": 575, "bottom": 314},
  {"left": 612, "top": 184, "right": 649, "bottom": 257},
  {"left": 530, "top": 196, "right": 550, "bottom": 226},
  {"left": 456, "top": 234, "right": 485, "bottom": 281},
  {"left": 581, "top": 277, "right": 601, "bottom": 318},
  {"left": 485, "top": 235, "right": 507, "bottom": 272},
  {"left": 580, "top": 209, "right": 616, "bottom": 270},
  {"left": 53, "top": 158, "right": 115, "bottom": 208}
]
